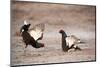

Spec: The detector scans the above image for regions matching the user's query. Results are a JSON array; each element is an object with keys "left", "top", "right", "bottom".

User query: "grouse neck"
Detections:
[{"left": 61, "top": 33, "right": 68, "bottom": 52}]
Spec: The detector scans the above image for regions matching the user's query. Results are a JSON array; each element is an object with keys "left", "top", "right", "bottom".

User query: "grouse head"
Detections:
[
  {"left": 20, "top": 20, "right": 31, "bottom": 33},
  {"left": 59, "top": 29, "right": 67, "bottom": 37}
]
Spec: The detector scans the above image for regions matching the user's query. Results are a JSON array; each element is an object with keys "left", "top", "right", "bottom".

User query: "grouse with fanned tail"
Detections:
[{"left": 20, "top": 20, "right": 45, "bottom": 48}]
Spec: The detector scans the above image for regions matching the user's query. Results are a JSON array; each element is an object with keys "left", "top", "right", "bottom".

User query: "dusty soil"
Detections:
[{"left": 11, "top": 1, "right": 96, "bottom": 66}]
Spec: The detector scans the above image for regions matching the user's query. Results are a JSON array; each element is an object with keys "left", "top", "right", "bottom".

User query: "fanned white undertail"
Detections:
[
  {"left": 29, "top": 23, "right": 45, "bottom": 41},
  {"left": 65, "top": 35, "right": 80, "bottom": 48}
]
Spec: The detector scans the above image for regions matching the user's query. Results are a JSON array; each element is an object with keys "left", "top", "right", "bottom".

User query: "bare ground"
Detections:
[{"left": 11, "top": 1, "right": 96, "bottom": 66}]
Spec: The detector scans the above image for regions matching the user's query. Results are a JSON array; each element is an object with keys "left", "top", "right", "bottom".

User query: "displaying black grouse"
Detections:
[
  {"left": 20, "top": 20, "right": 45, "bottom": 48},
  {"left": 59, "top": 29, "right": 82, "bottom": 52}
]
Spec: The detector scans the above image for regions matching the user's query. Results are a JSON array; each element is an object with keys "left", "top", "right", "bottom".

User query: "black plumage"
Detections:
[
  {"left": 20, "top": 23, "right": 44, "bottom": 48},
  {"left": 59, "top": 30, "right": 69, "bottom": 52},
  {"left": 59, "top": 29, "right": 81, "bottom": 52}
]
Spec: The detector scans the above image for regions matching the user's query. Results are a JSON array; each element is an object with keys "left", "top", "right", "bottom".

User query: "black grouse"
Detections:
[
  {"left": 20, "top": 20, "right": 44, "bottom": 48},
  {"left": 59, "top": 29, "right": 81, "bottom": 52}
]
